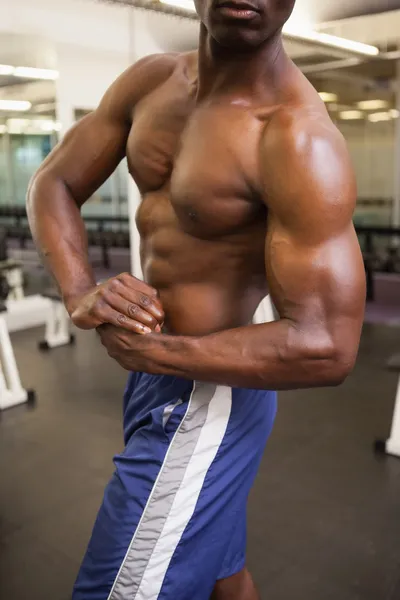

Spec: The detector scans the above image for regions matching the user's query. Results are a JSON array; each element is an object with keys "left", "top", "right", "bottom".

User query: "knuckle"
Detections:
[
  {"left": 100, "top": 289, "right": 111, "bottom": 303},
  {"left": 139, "top": 294, "right": 151, "bottom": 308},
  {"left": 145, "top": 285, "right": 158, "bottom": 297},
  {"left": 116, "top": 314, "right": 127, "bottom": 325},
  {"left": 94, "top": 302, "right": 107, "bottom": 319},
  {"left": 108, "top": 279, "right": 118, "bottom": 293},
  {"left": 127, "top": 304, "right": 138, "bottom": 318}
]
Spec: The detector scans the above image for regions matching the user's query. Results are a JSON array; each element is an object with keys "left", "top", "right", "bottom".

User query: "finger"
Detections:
[
  {"left": 114, "top": 313, "right": 153, "bottom": 335},
  {"left": 104, "top": 291, "right": 159, "bottom": 330},
  {"left": 116, "top": 273, "right": 159, "bottom": 298},
  {"left": 114, "top": 274, "right": 164, "bottom": 312},
  {"left": 110, "top": 282, "right": 164, "bottom": 323},
  {"left": 95, "top": 303, "right": 152, "bottom": 334}
]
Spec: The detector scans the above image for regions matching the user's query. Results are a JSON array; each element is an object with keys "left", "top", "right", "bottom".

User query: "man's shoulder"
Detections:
[
  {"left": 260, "top": 100, "right": 350, "bottom": 179},
  {"left": 258, "top": 100, "right": 355, "bottom": 213},
  {"left": 99, "top": 52, "right": 194, "bottom": 120},
  {"left": 117, "top": 52, "right": 181, "bottom": 100}
]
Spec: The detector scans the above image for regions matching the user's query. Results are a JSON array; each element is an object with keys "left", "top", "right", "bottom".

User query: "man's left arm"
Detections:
[{"left": 99, "top": 114, "right": 366, "bottom": 390}]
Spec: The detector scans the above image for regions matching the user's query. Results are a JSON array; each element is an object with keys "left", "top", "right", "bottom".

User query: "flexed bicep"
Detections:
[{"left": 262, "top": 109, "right": 365, "bottom": 368}]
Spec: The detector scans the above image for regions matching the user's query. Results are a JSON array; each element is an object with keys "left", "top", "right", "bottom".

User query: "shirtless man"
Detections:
[{"left": 27, "top": 0, "right": 365, "bottom": 598}]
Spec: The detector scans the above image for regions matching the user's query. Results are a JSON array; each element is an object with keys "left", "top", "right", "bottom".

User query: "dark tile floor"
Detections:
[{"left": 0, "top": 323, "right": 400, "bottom": 599}]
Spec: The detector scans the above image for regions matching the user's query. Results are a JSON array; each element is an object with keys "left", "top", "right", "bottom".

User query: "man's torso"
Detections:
[{"left": 124, "top": 52, "right": 323, "bottom": 336}]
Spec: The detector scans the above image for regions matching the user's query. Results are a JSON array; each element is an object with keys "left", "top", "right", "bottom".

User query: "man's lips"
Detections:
[{"left": 214, "top": 0, "right": 261, "bottom": 19}]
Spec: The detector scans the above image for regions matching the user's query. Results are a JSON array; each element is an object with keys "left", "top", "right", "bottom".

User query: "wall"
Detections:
[
  {"left": 336, "top": 120, "right": 395, "bottom": 225},
  {"left": 338, "top": 121, "right": 395, "bottom": 200}
]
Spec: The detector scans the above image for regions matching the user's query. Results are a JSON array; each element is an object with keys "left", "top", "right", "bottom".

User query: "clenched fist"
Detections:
[{"left": 67, "top": 273, "right": 164, "bottom": 334}]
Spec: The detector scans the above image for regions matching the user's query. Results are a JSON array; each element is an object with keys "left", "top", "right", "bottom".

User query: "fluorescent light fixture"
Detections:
[
  {"left": 0, "top": 64, "right": 14, "bottom": 76},
  {"left": 159, "top": 0, "right": 195, "bottom": 9},
  {"left": 31, "top": 102, "right": 56, "bottom": 113},
  {"left": 13, "top": 67, "right": 59, "bottom": 80},
  {"left": 357, "top": 99, "right": 389, "bottom": 111},
  {"left": 0, "top": 100, "right": 32, "bottom": 112},
  {"left": 319, "top": 92, "right": 338, "bottom": 103},
  {"left": 5, "top": 118, "right": 62, "bottom": 133},
  {"left": 37, "top": 120, "right": 61, "bottom": 132},
  {"left": 283, "top": 25, "right": 379, "bottom": 57},
  {"left": 368, "top": 110, "right": 399, "bottom": 123},
  {"left": 0, "top": 64, "right": 58, "bottom": 80},
  {"left": 339, "top": 110, "right": 364, "bottom": 120},
  {"left": 6, "top": 118, "right": 30, "bottom": 133},
  {"left": 368, "top": 112, "right": 391, "bottom": 123}
]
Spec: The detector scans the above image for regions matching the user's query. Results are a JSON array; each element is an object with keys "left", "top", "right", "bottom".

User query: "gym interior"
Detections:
[{"left": 1, "top": 0, "right": 400, "bottom": 598}]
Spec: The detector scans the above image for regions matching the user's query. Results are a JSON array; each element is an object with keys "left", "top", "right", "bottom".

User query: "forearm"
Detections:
[
  {"left": 131, "top": 320, "right": 350, "bottom": 390},
  {"left": 27, "top": 173, "right": 96, "bottom": 310}
]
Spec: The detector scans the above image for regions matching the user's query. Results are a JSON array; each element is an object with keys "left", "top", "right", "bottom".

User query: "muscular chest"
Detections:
[{"left": 127, "top": 91, "right": 263, "bottom": 238}]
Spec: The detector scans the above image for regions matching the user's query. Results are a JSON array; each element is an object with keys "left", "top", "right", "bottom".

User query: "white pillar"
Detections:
[
  {"left": 393, "top": 60, "right": 400, "bottom": 229},
  {"left": 128, "top": 177, "right": 143, "bottom": 279}
]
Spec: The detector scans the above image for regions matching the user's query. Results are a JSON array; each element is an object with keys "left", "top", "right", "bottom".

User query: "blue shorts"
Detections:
[{"left": 73, "top": 372, "right": 277, "bottom": 600}]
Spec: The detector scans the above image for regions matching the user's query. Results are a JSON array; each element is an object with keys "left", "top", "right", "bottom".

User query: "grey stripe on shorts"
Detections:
[{"left": 107, "top": 381, "right": 217, "bottom": 600}]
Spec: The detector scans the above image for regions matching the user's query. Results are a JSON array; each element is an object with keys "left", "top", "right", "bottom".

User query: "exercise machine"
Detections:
[
  {"left": 38, "top": 289, "right": 75, "bottom": 351},
  {"left": 375, "top": 355, "right": 400, "bottom": 458},
  {"left": 0, "top": 273, "right": 35, "bottom": 411}
]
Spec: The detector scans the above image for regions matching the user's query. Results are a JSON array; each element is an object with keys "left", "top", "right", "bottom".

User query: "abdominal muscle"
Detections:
[
  {"left": 143, "top": 274, "right": 266, "bottom": 337},
  {"left": 138, "top": 198, "right": 268, "bottom": 336}
]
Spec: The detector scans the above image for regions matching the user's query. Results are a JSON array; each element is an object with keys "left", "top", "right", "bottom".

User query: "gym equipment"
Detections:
[
  {"left": 0, "top": 272, "right": 35, "bottom": 411},
  {"left": 38, "top": 289, "right": 75, "bottom": 351},
  {"left": 384, "top": 247, "right": 400, "bottom": 274},
  {"left": 375, "top": 355, "right": 400, "bottom": 459}
]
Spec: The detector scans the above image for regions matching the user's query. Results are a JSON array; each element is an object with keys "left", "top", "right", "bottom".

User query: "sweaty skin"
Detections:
[
  {"left": 27, "top": 0, "right": 365, "bottom": 597},
  {"left": 27, "top": 46, "right": 365, "bottom": 388}
]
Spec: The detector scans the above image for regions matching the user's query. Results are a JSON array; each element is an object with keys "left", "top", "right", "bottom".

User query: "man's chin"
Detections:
[{"left": 210, "top": 24, "right": 268, "bottom": 49}]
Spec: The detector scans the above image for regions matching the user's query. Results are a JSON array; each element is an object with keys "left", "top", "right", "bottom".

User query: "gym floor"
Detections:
[{"left": 0, "top": 323, "right": 400, "bottom": 600}]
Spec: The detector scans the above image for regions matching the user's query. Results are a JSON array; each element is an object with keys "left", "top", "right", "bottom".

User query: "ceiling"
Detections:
[
  {"left": 291, "top": 0, "right": 400, "bottom": 25},
  {"left": 0, "top": 0, "right": 399, "bottom": 130}
]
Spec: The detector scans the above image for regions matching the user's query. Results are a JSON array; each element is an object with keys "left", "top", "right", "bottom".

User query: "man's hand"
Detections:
[
  {"left": 67, "top": 273, "right": 165, "bottom": 334},
  {"left": 97, "top": 324, "right": 159, "bottom": 373}
]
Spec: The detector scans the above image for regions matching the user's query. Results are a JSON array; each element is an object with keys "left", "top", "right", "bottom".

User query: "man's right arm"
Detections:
[{"left": 27, "top": 54, "right": 175, "bottom": 331}]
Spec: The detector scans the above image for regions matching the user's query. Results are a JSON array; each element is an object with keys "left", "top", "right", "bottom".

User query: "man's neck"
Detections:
[{"left": 196, "top": 24, "right": 291, "bottom": 102}]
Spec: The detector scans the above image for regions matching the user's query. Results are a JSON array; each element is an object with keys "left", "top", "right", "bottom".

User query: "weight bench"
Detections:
[
  {"left": 38, "top": 289, "right": 75, "bottom": 351},
  {"left": 375, "top": 354, "right": 400, "bottom": 458},
  {"left": 0, "top": 300, "right": 35, "bottom": 411}
]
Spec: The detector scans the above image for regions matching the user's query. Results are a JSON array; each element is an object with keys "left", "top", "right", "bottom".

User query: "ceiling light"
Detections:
[
  {"left": 390, "top": 109, "right": 399, "bottom": 119},
  {"left": 31, "top": 102, "right": 56, "bottom": 113},
  {"left": 37, "top": 120, "right": 61, "bottom": 132},
  {"left": 0, "top": 100, "right": 32, "bottom": 112},
  {"left": 319, "top": 92, "right": 338, "bottom": 103},
  {"left": 0, "top": 124, "right": 7, "bottom": 134},
  {"left": 283, "top": 25, "right": 379, "bottom": 57},
  {"left": 357, "top": 100, "right": 389, "bottom": 111},
  {"left": 368, "top": 111, "right": 398, "bottom": 123},
  {"left": 159, "top": 0, "right": 195, "bottom": 9},
  {"left": 13, "top": 67, "right": 59, "bottom": 80},
  {"left": 6, "top": 118, "right": 30, "bottom": 133},
  {"left": 0, "top": 64, "right": 14, "bottom": 76},
  {"left": 339, "top": 110, "right": 364, "bottom": 120}
]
